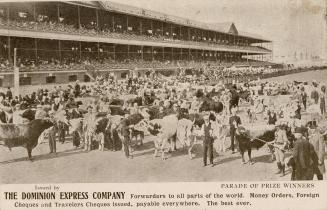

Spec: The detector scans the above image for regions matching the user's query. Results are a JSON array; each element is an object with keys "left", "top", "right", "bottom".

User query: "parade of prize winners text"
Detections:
[{"left": 4, "top": 182, "right": 320, "bottom": 208}]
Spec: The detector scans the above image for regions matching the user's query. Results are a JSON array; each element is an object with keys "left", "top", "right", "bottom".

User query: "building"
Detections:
[{"left": 0, "top": 1, "right": 272, "bottom": 87}]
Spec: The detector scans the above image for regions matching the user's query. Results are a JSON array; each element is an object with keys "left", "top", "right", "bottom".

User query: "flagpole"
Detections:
[{"left": 13, "top": 48, "right": 19, "bottom": 97}]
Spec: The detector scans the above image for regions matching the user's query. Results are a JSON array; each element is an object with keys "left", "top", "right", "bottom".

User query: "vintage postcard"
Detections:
[{"left": 0, "top": 0, "right": 326, "bottom": 209}]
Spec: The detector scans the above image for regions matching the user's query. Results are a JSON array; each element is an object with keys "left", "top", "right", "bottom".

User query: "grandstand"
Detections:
[{"left": 0, "top": 1, "right": 272, "bottom": 87}]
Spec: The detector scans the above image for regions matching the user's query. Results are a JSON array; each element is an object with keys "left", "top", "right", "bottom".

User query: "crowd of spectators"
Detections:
[
  {"left": 0, "top": 52, "right": 316, "bottom": 84},
  {"left": 0, "top": 16, "right": 269, "bottom": 53}
]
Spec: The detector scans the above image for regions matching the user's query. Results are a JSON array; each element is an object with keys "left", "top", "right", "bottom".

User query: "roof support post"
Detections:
[
  {"left": 113, "top": 44, "right": 116, "bottom": 60},
  {"left": 34, "top": 38, "right": 38, "bottom": 64},
  {"left": 188, "top": 28, "right": 190, "bottom": 41},
  {"left": 7, "top": 36, "right": 11, "bottom": 65},
  {"left": 57, "top": 2, "right": 60, "bottom": 22},
  {"left": 96, "top": 9, "right": 99, "bottom": 34},
  {"left": 77, "top": 5, "right": 81, "bottom": 30},
  {"left": 58, "top": 40, "right": 62, "bottom": 63},
  {"left": 79, "top": 41, "right": 81, "bottom": 60},
  {"left": 151, "top": 19, "right": 153, "bottom": 33},
  {"left": 112, "top": 14, "right": 115, "bottom": 32},
  {"left": 188, "top": 48, "right": 191, "bottom": 61},
  {"left": 141, "top": 46, "right": 143, "bottom": 60},
  {"left": 126, "top": 15, "right": 129, "bottom": 32},
  {"left": 97, "top": 42, "right": 100, "bottom": 61},
  {"left": 152, "top": 46, "right": 154, "bottom": 61}
]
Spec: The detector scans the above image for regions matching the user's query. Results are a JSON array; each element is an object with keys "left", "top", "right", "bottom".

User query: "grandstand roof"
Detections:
[
  {"left": 206, "top": 22, "right": 238, "bottom": 35},
  {"left": 96, "top": 1, "right": 270, "bottom": 42}
]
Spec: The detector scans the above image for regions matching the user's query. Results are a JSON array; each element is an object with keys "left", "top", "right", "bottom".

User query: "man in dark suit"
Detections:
[
  {"left": 292, "top": 127, "right": 318, "bottom": 180},
  {"left": 202, "top": 114, "right": 215, "bottom": 167},
  {"left": 119, "top": 117, "right": 132, "bottom": 159},
  {"left": 229, "top": 108, "right": 241, "bottom": 153}
]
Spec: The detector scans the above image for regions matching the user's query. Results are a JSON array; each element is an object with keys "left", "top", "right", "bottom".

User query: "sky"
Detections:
[{"left": 108, "top": 0, "right": 327, "bottom": 60}]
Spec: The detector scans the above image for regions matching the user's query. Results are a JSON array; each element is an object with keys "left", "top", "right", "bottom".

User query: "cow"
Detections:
[
  {"left": 68, "top": 118, "right": 84, "bottom": 148},
  {"left": 176, "top": 118, "right": 197, "bottom": 159},
  {"left": 238, "top": 90, "right": 251, "bottom": 102},
  {"left": 140, "top": 114, "right": 179, "bottom": 160},
  {"left": 0, "top": 119, "right": 54, "bottom": 160},
  {"left": 127, "top": 113, "right": 145, "bottom": 146},
  {"left": 109, "top": 106, "right": 128, "bottom": 116},
  {"left": 199, "top": 98, "right": 224, "bottom": 113},
  {"left": 20, "top": 109, "right": 36, "bottom": 122},
  {"left": 127, "top": 96, "right": 143, "bottom": 106}
]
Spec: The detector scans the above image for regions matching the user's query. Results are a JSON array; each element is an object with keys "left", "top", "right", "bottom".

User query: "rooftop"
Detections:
[{"left": 76, "top": 1, "right": 271, "bottom": 42}]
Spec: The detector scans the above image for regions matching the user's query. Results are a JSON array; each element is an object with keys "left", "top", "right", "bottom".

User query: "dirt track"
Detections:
[{"left": 0, "top": 135, "right": 295, "bottom": 184}]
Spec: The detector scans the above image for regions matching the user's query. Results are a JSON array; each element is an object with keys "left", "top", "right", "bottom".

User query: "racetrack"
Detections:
[
  {"left": 262, "top": 69, "right": 327, "bottom": 83},
  {"left": 1, "top": 69, "right": 327, "bottom": 183}
]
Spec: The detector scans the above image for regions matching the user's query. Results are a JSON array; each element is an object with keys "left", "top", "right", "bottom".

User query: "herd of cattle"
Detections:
[
  {"left": 0, "top": 97, "right": 298, "bottom": 163},
  {"left": 0, "top": 81, "right": 324, "bottom": 162}
]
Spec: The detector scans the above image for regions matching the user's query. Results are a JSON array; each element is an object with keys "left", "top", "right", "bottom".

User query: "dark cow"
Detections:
[
  {"left": 238, "top": 90, "right": 251, "bottom": 102},
  {"left": 0, "top": 119, "right": 54, "bottom": 160},
  {"left": 0, "top": 111, "right": 7, "bottom": 123},
  {"left": 128, "top": 96, "right": 143, "bottom": 106},
  {"left": 186, "top": 113, "right": 204, "bottom": 128},
  {"left": 241, "top": 124, "right": 295, "bottom": 151},
  {"left": 199, "top": 98, "right": 223, "bottom": 113},
  {"left": 145, "top": 106, "right": 161, "bottom": 120},
  {"left": 109, "top": 106, "right": 128, "bottom": 116},
  {"left": 20, "top": 109, "right": 36, "bottom": 121},
  {"left": 127, "top": 114, "right": 145, "bottom": 146},
  {"left": 143, "top": 93, "right": 156, "bottom": 105},
  {"left": 109, "top": 98, "right": 124, "bottom": 106}
]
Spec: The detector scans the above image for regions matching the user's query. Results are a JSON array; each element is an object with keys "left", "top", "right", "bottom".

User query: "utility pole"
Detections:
[{"left": 13, "top": 48, "right": 19, "bottom": 97}]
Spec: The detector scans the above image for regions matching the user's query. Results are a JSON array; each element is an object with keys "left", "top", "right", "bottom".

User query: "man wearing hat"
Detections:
[
  {"left": 229, "top": 108, "right": 241, "bottom": 153},
  {"left": 273, "top": 124, "right": 289, "bottom": 176},
  {"left": 119, "top": 117, "right": 133, "bottom": 159},
  {"left": 292, "top": 127, "right": 318, "bottom": 180},
  {"left": 48, "top": 110, "right": 57, "bottom": 154},
  {"left": 201, "top": 114, "right": 215, "bottom": 167},
  {"left": 35, "top": 104, "right": 47, "bottom": 119},
  {"left": 83, "top": 105, "right": 97, "bottom": 151},
  {"left": 310, "top": 81, "right": 319, "bottom": 104},
  {"left": 12, "top": 104, "right": 25, "bottom": 124},
  {"left": 307, "top": 121, "right": 325, "bottom": 180}
]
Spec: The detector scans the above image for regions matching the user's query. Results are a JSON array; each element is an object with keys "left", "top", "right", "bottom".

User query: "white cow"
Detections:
[
  {"left": 176, "top": 118, "right": 196, "bottom": 159},
  {"left": 146, "top": 114, "right": 179, "bottom": 160}
]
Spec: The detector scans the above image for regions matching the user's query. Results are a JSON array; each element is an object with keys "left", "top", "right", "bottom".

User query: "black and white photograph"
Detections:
[{"left": 0, "top": 0, "right": 326, "bottom": 184}]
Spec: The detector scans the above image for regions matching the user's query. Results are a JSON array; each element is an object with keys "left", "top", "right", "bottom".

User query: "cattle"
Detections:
[
  {"left": 127, "top": 96, "right": 143, "bottom": 106},
  {"left": 176, "top": 118, "right": 197, "bottom": 159},
  {"left": 109, "top": 106, "right": 128, "bottom": 116},
  {"left": 237, "top": 124, "right": 295, "bottom": 153},
  {"left": 69, "top": 118, "right": 84, "bottom": 147},
  {"left": 0, "top": 110, "right": 8, "bottom": 123},
  {"left": 144, "top": 106, "right": 161, "bottom": 120},
  {"left": 141, "top": 114, "right": 178, "bottom": 160},
  {"left": 109, "top": 98, "right": 124, "bottom": 106},
  {"left": 20, "top": 109, "right": 36, "bottom": 121},
  {"left": 127, "top": 114, "right": 145, "bottom": 146},
  {"left": 199, "top": 98, "right": 223, "bottom": 113},
  {"left": 238, "top": 90, "right": 251, "bottom": 102},
  {"left": 0, "top": 119, "right": 54, "bottom": 160}
]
